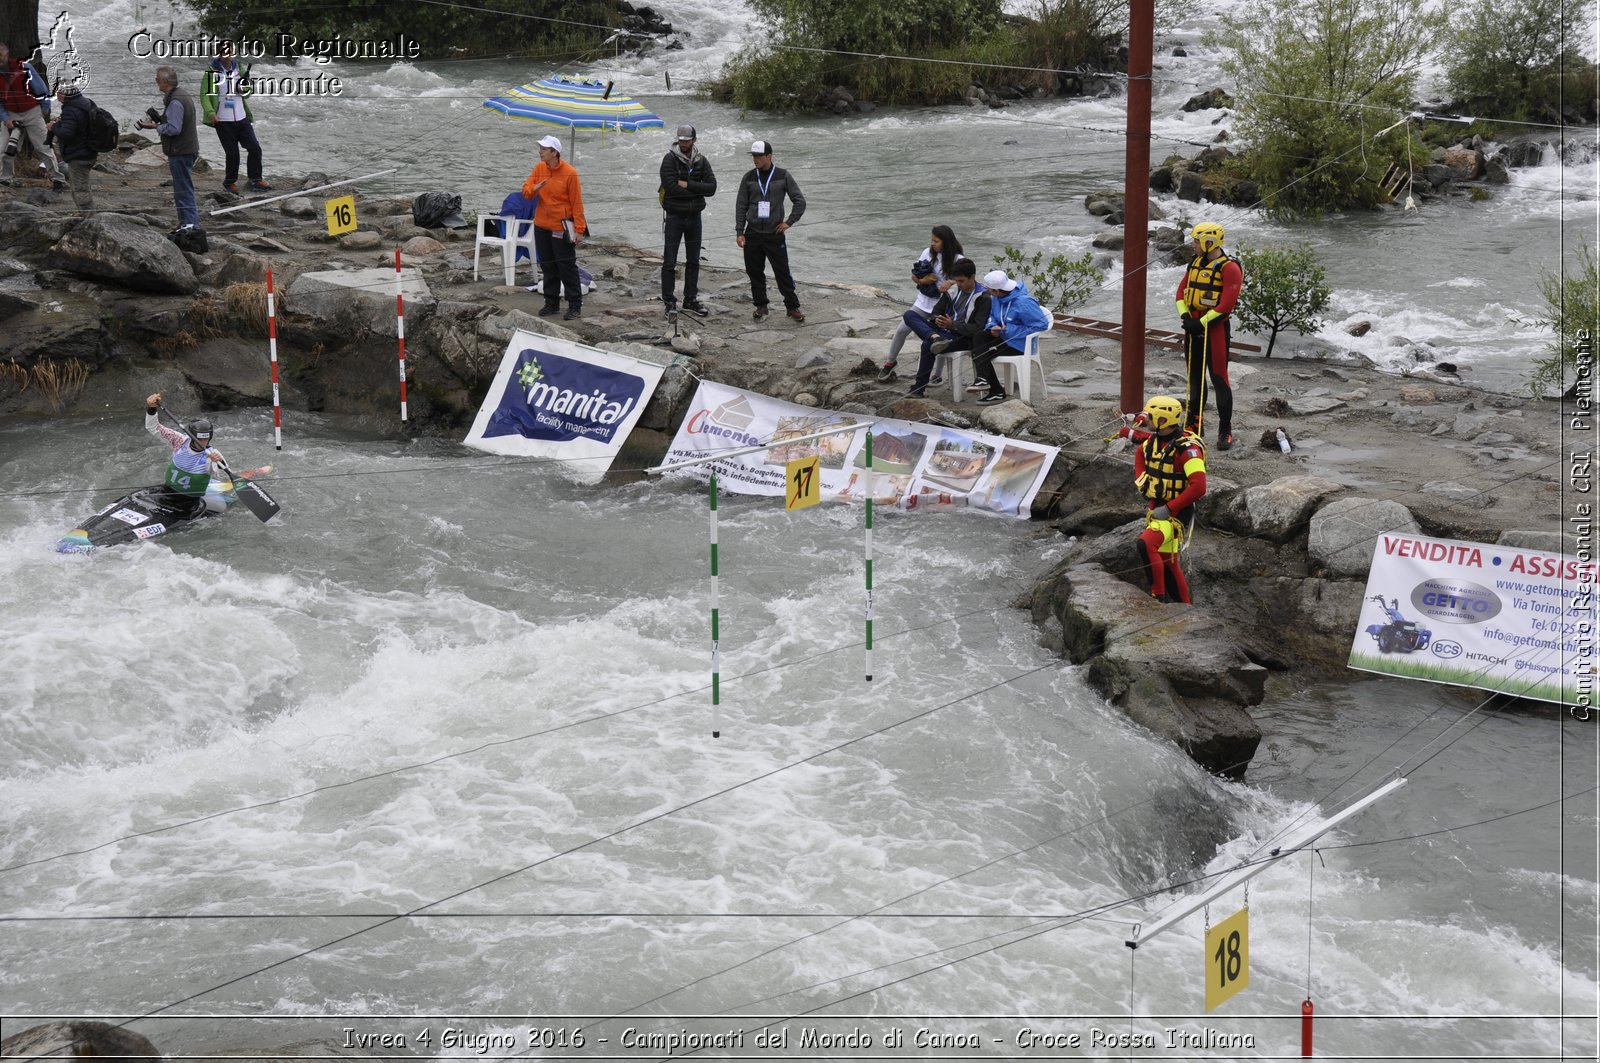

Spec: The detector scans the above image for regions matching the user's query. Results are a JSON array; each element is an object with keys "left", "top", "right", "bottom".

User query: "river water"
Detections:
[{"left": 3, "top": 0, "right": 1597, "bottom": 1059}]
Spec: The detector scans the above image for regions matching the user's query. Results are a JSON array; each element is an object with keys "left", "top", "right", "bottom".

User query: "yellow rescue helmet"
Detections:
[
  {"left": 1139, "top": 395, "right": 1185, "bottom": 432},
  {"left": 1191, "top": 222, "right": 1225, "bottom": 253}
]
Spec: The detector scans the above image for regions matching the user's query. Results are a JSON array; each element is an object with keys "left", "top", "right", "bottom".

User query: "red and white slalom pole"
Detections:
[
  {"left": 395, "top": 247, "right": 408, "bottom": 422},
  {"left": 265, "top": 266, "right": 282, "bottom": 450}
]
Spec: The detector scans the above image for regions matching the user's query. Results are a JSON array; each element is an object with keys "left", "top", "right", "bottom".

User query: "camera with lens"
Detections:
[
  {"left": 145, "top": 106, "right": 163, "bottom": 125},
  {"left": 3, "top": 126, "right": 22, "bottom": 157}
]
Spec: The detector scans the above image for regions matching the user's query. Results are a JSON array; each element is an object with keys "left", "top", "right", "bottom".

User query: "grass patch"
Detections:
[{"left": 1348, "top": 650, "right": 1576, "bottom": 705}]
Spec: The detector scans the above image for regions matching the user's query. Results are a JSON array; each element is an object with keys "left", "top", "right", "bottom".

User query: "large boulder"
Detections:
[
  {"left": 287, "top": 266, "right": 435, "bottom": 334},
  {"left": 1, "top": 1022, "right": 160, "bottom": 1063},
  {"left": 1208, "top": 475, "right": 1345, "bottom": 543},
  {"left": 49, "top": 213, "right": 198, "bottom": 294},
  {"left": 1308, "top": 496, "right": 1420, "bottom": 576},
  {"left": 1034, "top": 564, "right": 1263, "bottom": 777}
]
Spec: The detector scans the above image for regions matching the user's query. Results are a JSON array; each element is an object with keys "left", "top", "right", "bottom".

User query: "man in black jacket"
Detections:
[
  {"left": 659, "top": 125, "right": 716, "bottom": 320},
  {"left": 48, "top": 81, "right": 96, "bottom": 210},
  {"left": 734, "top": 139, "right": 806, "bottom": 323}
]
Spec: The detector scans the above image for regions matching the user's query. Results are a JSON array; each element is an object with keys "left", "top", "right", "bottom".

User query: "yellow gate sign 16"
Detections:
[
  {"left": 785, "top": 456, "right": 820, "bottom": 511},
  {"left": 325, "top": 195, "right": 358, "bottom": 236},
  {"left": 1204, "top": 906, "right": 1249, "bottom": 1012}
]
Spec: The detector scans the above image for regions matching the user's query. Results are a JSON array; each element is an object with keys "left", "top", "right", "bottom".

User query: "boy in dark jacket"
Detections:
[
  {"left": 48, "top": 82, "right": 96, "bottom": 209},
  {"left": 659, "top": 125, "right": 716, "bottom": 319},
  {"left": 906, "top": 260, "right": 990, "bottom": 397}
]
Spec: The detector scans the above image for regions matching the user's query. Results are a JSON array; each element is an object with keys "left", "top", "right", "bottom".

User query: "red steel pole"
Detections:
[{"left": 1120, "top": 0, "right": 1155, "bottom": 415}]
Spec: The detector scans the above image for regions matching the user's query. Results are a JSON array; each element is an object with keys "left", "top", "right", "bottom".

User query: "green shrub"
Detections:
[
  {"left": 1232, "top": 243, "right": 1332, "bottom": 357},
  {"left": 994, "top": 246, "right": 1103, "bottom": 313},
  {"left": 1529, "top": 243, "right": 1599, "bottom": 399}
]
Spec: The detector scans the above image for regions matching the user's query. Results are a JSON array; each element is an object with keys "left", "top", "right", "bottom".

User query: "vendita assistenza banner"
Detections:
[{"left": 1348, "top": 532, "right": 1595, "bottom": 707}]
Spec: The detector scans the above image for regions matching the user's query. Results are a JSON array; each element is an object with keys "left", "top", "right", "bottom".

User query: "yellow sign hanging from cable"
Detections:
[
  {"left": 1204, "top": 906, "right": 1249, "bottom": 1011},
  {"left": 785, "top": 456, "right": 820, "bottom": 511}
]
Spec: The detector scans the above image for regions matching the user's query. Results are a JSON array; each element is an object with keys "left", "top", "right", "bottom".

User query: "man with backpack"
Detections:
[{"left": 47, "top": 81, "right": 103, "bottom": 209}]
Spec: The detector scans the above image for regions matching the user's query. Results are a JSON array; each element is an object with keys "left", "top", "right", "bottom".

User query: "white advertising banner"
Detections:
[
  {"left": 661, "top": 380, "right": 1059, "bottom": 517},
  {"left": 1348, "top": 532, "right": 1595, "bottom": 707},
  {"left": 463, "top": 330, "right": 665, "bottom": 483}
]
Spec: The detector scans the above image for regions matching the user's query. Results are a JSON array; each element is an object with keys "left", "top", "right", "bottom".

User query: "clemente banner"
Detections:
[
  {"left": 463, "top": 330, "right": 664, "bottom": 482},
  {"left": 661, "top": 381, "right": 1059, "bottom": 517},
  {"left": 1348, "top": 532, "right": 1595, "bottom": 706}
]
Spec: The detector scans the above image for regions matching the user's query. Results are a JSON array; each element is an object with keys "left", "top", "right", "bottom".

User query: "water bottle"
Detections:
[{"left": 1275, "top": 428, "right": 1292, "bottom": 454}]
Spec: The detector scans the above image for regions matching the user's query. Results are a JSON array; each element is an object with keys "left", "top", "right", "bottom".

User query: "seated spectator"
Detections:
[
  {"left": 905, "top": 259, "right": 989, "bottom": 397},
  {"left": 878, "top": 224, "right": 963, "bottom": 382},
  {"left": 968, "top": 269, "right": 1051, "bottom": 404}
]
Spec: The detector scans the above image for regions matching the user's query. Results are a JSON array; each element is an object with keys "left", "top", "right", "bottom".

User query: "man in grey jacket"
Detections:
[
  {"left": 734, "top": 139, "right": 806, "bottom": 323},
  {"left": 135, "top": 66, "right": 199, "bottom": 231}
]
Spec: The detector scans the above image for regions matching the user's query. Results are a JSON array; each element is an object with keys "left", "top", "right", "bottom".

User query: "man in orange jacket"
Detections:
[{"left": 521, "top": 134, "right": 588, "bottom": 321}]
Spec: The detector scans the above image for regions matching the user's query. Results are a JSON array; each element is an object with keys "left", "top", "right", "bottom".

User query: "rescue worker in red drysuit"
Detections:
[
  {"left": 1132, "top": 395, "right": 1207, "bottom": 604},
  {"left": 1175, "top": 221, "right": 1243, "bottom": 450}
]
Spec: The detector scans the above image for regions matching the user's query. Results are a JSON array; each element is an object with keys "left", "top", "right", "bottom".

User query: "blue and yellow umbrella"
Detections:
[{"left": 483, "top": 76, "right": 665, "bottom": 135}]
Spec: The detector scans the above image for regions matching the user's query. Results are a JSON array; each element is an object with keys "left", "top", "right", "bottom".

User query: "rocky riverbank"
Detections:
[{"left": 0, "top": 141, "right": 1572, "bottom": 776}]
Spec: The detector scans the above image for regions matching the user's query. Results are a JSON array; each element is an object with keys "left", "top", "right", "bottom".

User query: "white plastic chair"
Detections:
[
  {"left": 473, "top": 214, "right": 538, "bottom": 286},
  {"left": 992, "top": 329, "right": 1051, "bottom": 403}
]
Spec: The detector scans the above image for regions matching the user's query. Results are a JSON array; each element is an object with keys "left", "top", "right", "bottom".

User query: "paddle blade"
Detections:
[{"left": 233, "top": 479, "right": 280, "bottom": 523}]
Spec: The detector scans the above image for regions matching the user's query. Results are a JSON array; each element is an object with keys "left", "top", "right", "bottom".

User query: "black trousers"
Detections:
[
  {"left": 535, "top": 227, "right": 581, "bottom": 309},
  {"left": 742, "top": 230, "right": 799, "bottom": 311},
  {"left": 213, "top": 119, "right": 263, "bottom": 185},
  {"left": 970, "top": 332, "right": 1020, "bottom": 395},
  {"left": 661, "top": 211, "right": 703, "bottom": 306}
]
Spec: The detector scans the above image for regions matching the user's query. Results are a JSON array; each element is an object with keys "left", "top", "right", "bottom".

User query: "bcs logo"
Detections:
[{"left": 1431, "top": 640, "right": 1463, "bottom": 659}]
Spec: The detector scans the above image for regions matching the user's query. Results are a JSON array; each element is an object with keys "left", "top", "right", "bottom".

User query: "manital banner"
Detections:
[
  {"left": 1348, "top": 531, "right": 1595, "bottom": 706},
  {"left": 661, "top": 381, "right": 1060, "bottom": 517},
  {"left": 463, "top": 330, "right": 665, "bottom": 483}
]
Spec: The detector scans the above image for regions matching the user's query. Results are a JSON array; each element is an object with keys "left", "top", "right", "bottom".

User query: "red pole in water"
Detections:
[
  {"left": 1301, "top": 998, "right": 1313, "bottom": 1056},
  {"left": 1120, "top": 0, "right": 1154, "bottom": 416},
  {"left": 395, "top": 247, "right": 408, "bottom": 421}
]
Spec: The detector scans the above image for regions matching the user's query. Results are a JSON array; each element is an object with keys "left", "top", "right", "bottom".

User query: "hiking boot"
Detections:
[
  {"left": 1217, "top": 432, "right": 1234, "bottom": 451},
  {"left": 538, "top": 304, "right": 561, "bottom": 317},
  {"left": 877, "top": 364, "right": 897, "bottom": 383},
  {"left": 787, "top": 308, "right": 805, "bottom": 323},
  {"left": 665, "top": 304, "right": 679, "bottom": 322},
  {"left": 249, "top": 180, "right": 274, "bottom": 192},
  {"left": 564, "top": 306, "right": 582, "bottom": 321},
  {"left": 752, "top": 305, "right": 769, "bottom": 321},
  {"left": 223, "top": 181, "right": 238, "bottom": 194},
  {"left": 681, "top": 299, "right": 709, "bottom": 317}
]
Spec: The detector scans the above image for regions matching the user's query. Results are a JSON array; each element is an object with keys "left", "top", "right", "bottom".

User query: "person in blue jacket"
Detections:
[{"left": 967, "top": 269, "right": 1050, "bottom": 404}]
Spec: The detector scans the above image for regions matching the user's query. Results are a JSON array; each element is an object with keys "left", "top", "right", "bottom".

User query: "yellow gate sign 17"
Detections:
[
  {"left": 325, "top": 195, "right": 357, "bottom": 236},
  {"left": 1204, "top": 906, "right": 1249, "bottom": 1011},
  {"left": 785, "top": 456, "right": 820, "bottom": 511}
]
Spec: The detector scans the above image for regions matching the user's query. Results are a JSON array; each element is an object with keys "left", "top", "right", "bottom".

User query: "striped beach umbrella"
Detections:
[{"left": 483, "top": 76, "right": 665, "bottom": 139}]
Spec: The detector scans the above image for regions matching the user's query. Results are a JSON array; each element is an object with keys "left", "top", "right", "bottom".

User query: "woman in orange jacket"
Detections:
[{"left": 521, "top": 134, "right": 588, "bottom": 320}]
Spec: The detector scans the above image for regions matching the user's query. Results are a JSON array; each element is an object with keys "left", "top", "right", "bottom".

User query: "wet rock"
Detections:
[
  {"left": 1033, "top": 563, "right": 1263, "bottom": 777},
  {"left": 0, "top": 1022, "right": 160, "bottom": 1063},
  {"left": 670, "top": 331, "right": 701, "bottom": 355},
  {"left": 340, "top": 231, "right": 382, "bottom": 250},
  {"left": 1177, "top": 170, "right": 1205, "bottom": 202},
  {"left": 794, "top": 347, "right": 831, "bottom": 369},
  {"left": 288, "top": 266, "right": 435, "bottom": 333},
  {"left": 1208, "top": 474, "right": 1344, "bottom": 543},
  {"left": 1182, "top": 88, "right": 1234, "bottom": 111},
  {"left": 50, "top": 213, "right": 198, "bottom": 294},
  {"left": 1399, "top": 385, "right": 1437, "bottom": 404},
  {"left": 1092, "top": 232, "right": 1125, "bottom": 250},
  {"left": 280, "top": 197, "right": 318, "bottom": 218},
  {"left": 978, "top": 398, "right": 1035, "bottom": 435},
  {"left": 1308, "top": 496, "right": 1419, "bottom": 576},
  {"left": 1443, "top": 146, "right": 1484, "bottom": 180},
  {"left": 401, "top": 236, "right": 445, "bottom": 255}
]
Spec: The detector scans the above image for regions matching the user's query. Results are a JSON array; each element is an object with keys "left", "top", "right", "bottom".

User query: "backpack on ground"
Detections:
[
  {"left": 411, "top": 191, "right": 466, "bottom": 229},
  {"left": 168, "top": 227, "right": 208, "bottom": 253},
  {"left": 88, "top": 105, "right": 119, "bottom": 154}
]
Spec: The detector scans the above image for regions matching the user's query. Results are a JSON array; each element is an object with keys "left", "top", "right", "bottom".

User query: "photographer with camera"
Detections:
[
  {"left": 135, "top": 66, "right": 200, "bottom": 234},
  {"left": 0, "top": 42, "right": 65, "bottom": 190},
  {"left": 48, "top": 81, "right": 97, "bottom": 210}
]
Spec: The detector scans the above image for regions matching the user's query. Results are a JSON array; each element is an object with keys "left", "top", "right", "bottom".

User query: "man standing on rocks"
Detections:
[
  {"left": 135, "top": 66, "right": 200, "bottom": 233},
  {"left": 47, "top": 81, "right": 96, "bottom": 210},
  {"left": 1132, "top": 395, "right": 1207, "bottom": 604},
  {"left": 521, "top": 134, "right": 587, "bottom": 321},
  {"left": 659, "top": 124, "right": 715, "bottom": 320},
  {"left": 1176, "top": 221, "right": 1243, "bottom": 450},
  {"left": 0, "top": 43, "right": 65, "bottom": 189},
  {"left": 735, "top": 140, "right": 805, "bottom": 323},
  {"left": 201, "top": 41, "right": 272, "bottom": 195}
]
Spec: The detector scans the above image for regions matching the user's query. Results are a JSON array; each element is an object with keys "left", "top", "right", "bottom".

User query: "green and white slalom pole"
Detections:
[
  {"left": 709, "top": 470, "right": 721, "bottom": 738},
  {"left": 864, "top": 430, "right": 874, "bottom": 682}
]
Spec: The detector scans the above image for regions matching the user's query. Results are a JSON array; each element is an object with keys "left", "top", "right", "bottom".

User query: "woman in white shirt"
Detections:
[{"left": 879, "top": 225, "right": 964, "bottom": 382}]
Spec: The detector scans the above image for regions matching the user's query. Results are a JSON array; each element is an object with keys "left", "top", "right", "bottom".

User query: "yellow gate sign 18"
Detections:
[
  {"left": 785, "top": 456, "right": 820, "bottom": 511},
  {"left": 1204, "top": 906, "right": 1249, "bottom": 1012},
  {"left": 325, "top": 195, "right": 357, "bottom": 236}
]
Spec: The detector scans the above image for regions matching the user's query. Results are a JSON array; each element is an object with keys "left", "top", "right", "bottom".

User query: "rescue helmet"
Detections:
[
  {"left": 1191, "top": 221, "right": 1225, "bottom": 253},
  {"left": 1139, "top": 395, "right": 1184, "bottom": 433},
  {"left": 187, "top": 418, "right": 213, "bottom": 443}
]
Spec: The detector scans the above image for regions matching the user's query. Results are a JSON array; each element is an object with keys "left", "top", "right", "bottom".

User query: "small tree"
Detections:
[
  {"left": 994, "top": 246, "right": 1103, "bottom": 313},
  {"left": 1444, "top": 0, "right": 1588, "bottom": 121},
  {"left": 1529, "top": 243, "right": 1599, "bottom": 399},
  {"left": 1232, "top": 243, "right": 1331, "bottom": 357}
]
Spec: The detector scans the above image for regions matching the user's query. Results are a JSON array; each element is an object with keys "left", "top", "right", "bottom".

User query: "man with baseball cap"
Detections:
[
  {"left": 966, "top": 269, "right": 1050, "bottom": 404},
  {"left": 521, "top": 134, "right": 588, "bottom": 320},
  {"left": 659, "top": 124, "right": 717, "bottom": 320},
  {"left": 735, "top": 139, "right": 806, "bottom": 323}
]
